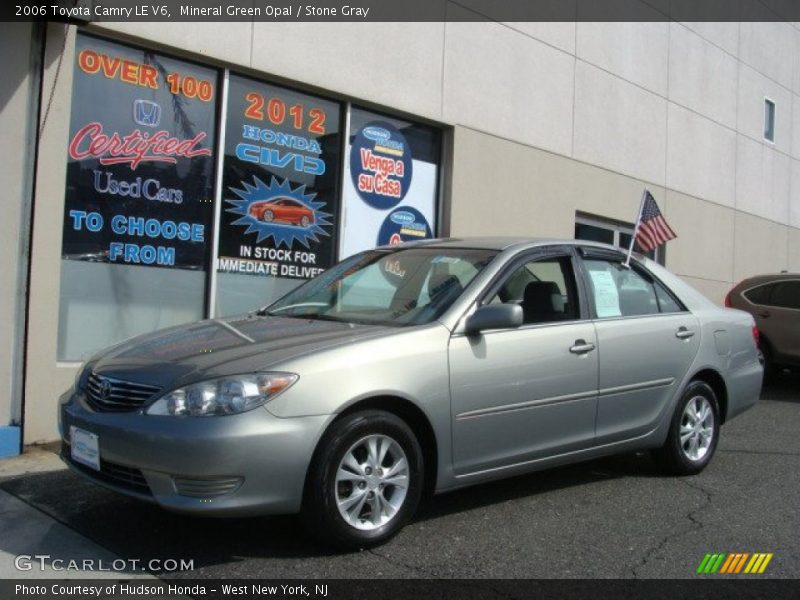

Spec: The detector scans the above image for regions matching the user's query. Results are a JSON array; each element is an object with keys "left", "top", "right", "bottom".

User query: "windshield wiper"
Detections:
[{"left": 263, "top": 311, "right": 343, "bottom": 322}]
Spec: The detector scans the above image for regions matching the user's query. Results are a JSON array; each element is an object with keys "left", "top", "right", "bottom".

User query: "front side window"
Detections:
[
  {"left": 487, "top": 256, "right": 579, "bottom": 324},
  {"left": 266, "top": 248, "right": 497, "bottom": 326},
  {"left": 582, "top": 259, "right": 683, "bottom": 318}
]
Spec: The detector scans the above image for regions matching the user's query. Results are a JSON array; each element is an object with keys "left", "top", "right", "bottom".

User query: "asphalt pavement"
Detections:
[{"left": 1, "top": 372, "right": 798, "bottom": 579}]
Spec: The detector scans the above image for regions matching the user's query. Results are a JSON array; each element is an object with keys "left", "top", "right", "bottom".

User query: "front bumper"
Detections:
[{"left": 58, "top": 387, "right": 331, "bottom": 516}]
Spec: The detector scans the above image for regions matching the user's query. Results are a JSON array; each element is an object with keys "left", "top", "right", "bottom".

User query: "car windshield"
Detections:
[{"left": 263, "top": 247, "right": 498, "bottom": 326}]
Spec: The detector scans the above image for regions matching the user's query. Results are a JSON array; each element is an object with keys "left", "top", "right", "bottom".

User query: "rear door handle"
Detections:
[
  {"left": 759, "top": 310, "right": 771, "bottom": 319},
  {"left": 676, "top": 327, "right": 695, "bottom": 340},
  {"left": 570, "top": 339, "right": 596, "bottom": 354}
]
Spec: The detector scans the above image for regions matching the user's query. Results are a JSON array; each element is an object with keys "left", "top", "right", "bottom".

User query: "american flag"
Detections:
[{"left": 635, "top": 191, "right": 676, "bottom": 253}]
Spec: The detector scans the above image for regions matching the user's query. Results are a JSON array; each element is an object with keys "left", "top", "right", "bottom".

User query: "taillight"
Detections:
[
  {"left": 752, "top": 325, "right": 760, "bottom": 349},
  {"left": 725, "top": 281, "right": 743, "bottom": 307}
]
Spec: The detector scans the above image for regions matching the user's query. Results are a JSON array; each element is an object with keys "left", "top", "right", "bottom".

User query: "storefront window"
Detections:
[
  {"left": 58, "top": 34, "right": 218, "bottom": 360},
  {"left": 214, "top": 75, "right": 342, "bottom": 316},
  {"left": 339, "top": 107, "right": 441, "bottom": 259},
  {"left": 57, "top": 36, "right": 443, "bottom": 355}
]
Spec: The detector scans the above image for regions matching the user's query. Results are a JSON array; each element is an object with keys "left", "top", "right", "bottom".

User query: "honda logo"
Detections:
[{"left": 133, "top": 99, "right": 161, "bottom": 127}]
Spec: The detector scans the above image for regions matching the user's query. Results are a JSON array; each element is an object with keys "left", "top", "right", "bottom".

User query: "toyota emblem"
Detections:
[{"left": 98, "top": 378, "right": 112, "bottom": 400}]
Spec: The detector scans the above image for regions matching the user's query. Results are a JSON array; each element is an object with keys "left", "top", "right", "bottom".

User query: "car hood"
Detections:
[{"left": 88, "top": 314, "right": 394, "bottom": 389}]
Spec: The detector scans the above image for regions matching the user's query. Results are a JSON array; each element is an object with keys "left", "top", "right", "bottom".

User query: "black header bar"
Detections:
[{"left": 6, "top": 0, "right": 800, "bottom": 23}]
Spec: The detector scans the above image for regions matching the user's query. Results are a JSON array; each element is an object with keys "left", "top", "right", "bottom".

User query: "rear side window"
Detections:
[
  {"left": 582, "top": 259, "right": 684, "bottom": 317},
  {"left": 743, "top": 284, "right": 773, "bottom": 305},
  {"left": 769, "top": 281, "right": 800, "bottom": 310},
  {"left": 654, "top": 281, "right": 683, "bottom": 313}
]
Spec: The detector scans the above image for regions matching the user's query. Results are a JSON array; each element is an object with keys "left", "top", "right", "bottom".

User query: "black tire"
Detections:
[
  {"left": 652, "top": 381, "right": 720, "bottom": 475},
  {"left": 302, "top": 410, "right": 424, "bottom": 550},
  {"left": 760, "top": 340, "right": 777, "bottom": 384}
]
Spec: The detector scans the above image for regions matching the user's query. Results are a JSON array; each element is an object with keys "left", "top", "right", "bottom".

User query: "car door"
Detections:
[
  {"left": 284, "top": 200, "right": 303, "bottom": 223},
  {"left": 448, "top": 248, "right": 599, "bottom": 475},
  {"left": 577, "top": 250, "right": 701, "bottom": 444},
  {"left": 760, "top": 280, "right": 800, "bottom": 365}
]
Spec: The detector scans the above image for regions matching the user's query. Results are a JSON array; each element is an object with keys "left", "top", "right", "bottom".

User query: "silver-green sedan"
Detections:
[{"left": 59, "top": 238, "right": 762, "bottom": 548}]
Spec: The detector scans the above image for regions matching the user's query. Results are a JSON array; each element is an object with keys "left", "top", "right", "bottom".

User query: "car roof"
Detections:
[
  {"left": 388, "top": 236, "right": 633, "bottom": 254},
  {"left": 739, "top": 272, "right": 800, "bottom": 285}
]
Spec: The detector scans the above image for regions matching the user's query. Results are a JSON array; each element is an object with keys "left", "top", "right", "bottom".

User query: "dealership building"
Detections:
[{"left": 1, "top": 13, "right": 799, "bottom": 453}]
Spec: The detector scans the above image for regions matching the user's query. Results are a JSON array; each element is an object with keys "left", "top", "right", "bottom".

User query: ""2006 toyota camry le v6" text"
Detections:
[{"left": 59, "top": 238, "right": 762, "bottom": 548}]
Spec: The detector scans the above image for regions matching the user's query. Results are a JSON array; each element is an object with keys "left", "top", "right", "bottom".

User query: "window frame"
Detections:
[
  {"left": 764, "top": 97, "right": 776, "bottom": 143},
  {"left": 742, "top": 282, "right": 775, "bottom": 307},
  {"left": 575, "top": 213, "right": 665, "bottom": 265},
  {"left": 744, "top": 279, "right": 800, "bottom": 311},
  {"left": 472, "top": 246, "right": 591, "bottom": 329},
  {"left": 574, "top": 247, "right": 688, "bottom": 320}
]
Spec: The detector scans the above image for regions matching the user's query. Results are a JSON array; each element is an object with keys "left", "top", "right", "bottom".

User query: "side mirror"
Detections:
[{"left": 464, "top": 304, "right": 523, "bottom": 335}]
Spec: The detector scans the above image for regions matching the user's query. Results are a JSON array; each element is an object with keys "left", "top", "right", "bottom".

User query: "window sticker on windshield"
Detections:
[
  {"left": 588, "top": 269, "right": 621, "bottom": 317},
  {"left": 431, "top": 256, "right": 461, "bottom": 264}
]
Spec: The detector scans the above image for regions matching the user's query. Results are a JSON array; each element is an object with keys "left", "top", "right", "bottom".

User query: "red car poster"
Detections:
[{"left": 217, "top": 75, "right": 341, "bottom": 280}]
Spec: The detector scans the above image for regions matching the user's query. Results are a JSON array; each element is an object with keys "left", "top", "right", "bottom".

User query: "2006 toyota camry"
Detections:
[{"left": 59, "top": 238, "right": 762, "bottom": 548}]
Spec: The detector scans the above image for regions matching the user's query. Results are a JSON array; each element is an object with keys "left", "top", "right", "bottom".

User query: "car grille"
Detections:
[
  {"left": 84, "top": 372, "right": 161, "bottom": 413},
  {"left": 62, "top": 442, "right": 151, "bottom": 496}
]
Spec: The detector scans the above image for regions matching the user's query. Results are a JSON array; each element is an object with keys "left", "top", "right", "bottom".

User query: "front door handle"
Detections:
[
  {"left": 570, "top": 339, "right": 596, "bottom": 354},
  {"left": 759, "top": 310, "right": 771, "bottom": 319},
  {"left": 676, "top": 327, "right": 695, "bottom": 340}
]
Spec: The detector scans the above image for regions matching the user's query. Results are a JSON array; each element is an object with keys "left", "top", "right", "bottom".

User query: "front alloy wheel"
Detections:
[
  {"left": 303, "top": 410, "right": 423, "bottom": 549},
  {"left": 335, "top": 434, "right": 409, "bottom": 530}
]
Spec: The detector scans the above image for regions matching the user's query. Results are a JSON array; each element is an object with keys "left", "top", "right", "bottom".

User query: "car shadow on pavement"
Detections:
[
  {"left": 0, "top": 450, "right": 662, "bottom": 570},
  {"left": 761, "top": 369, "right": 800, "bottom": 403},
  {"left": 416, "top": 451, "right": 661, "bottom": 524}
]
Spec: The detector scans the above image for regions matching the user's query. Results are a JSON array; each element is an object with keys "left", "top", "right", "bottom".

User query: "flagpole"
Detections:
[{"left": 624, "top": 188, "right": 647, "bottom": 268}]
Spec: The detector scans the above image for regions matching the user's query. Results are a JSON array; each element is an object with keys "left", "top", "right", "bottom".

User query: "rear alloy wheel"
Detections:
[
  {"left": 303, "top": 410, "right": 423, "bottom": 549},
  {"left": 653, "top": 381, "right": 720, "bottom": 475},
  {"left": 261, "top": 210, "right": 274, "bottom": 223}
]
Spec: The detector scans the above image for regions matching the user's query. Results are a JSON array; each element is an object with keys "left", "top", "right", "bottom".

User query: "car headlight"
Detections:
[{"left": 145, "top": 373, "right": 298, "bottom": 417}]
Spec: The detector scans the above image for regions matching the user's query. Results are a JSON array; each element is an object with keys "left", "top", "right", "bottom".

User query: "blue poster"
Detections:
[
  {"left": 377, "top": 207, "right": 432, "bottom": 246},
  {"left": 349, "top": 121, "right": 412, "bottom": 210}
]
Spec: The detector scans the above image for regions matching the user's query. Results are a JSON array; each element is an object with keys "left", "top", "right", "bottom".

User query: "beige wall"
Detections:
[
  {"left": 448, "top": 125, "right": 795, "bottom": 305},
  {"left": 0, "top": 23, "right": 36, "bottom": 432},
  {"left": 24, "top": 24, "right": 78, "bottom": 443}
]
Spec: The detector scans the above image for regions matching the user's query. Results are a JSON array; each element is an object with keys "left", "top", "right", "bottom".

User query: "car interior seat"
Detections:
[{"left": 520, "top": 281, "right": 565, "bottom": 323}]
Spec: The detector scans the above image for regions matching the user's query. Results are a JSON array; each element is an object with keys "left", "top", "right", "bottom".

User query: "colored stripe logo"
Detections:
[{"left": 697, "top": 553, "right": 773, "bottom": 574}]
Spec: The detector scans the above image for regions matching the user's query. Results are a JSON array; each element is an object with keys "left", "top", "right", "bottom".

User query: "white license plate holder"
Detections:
[{"left": 70, "top": 426, "right": 100, "bottom": 471}]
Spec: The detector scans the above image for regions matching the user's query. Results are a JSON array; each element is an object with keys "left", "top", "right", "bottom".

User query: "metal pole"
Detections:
[
  {"left": 624, "top": 188, "right": 647, "bottom": 268},
  {"left": 206, "top": 69, "right": 229, "bottom": 319}
]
